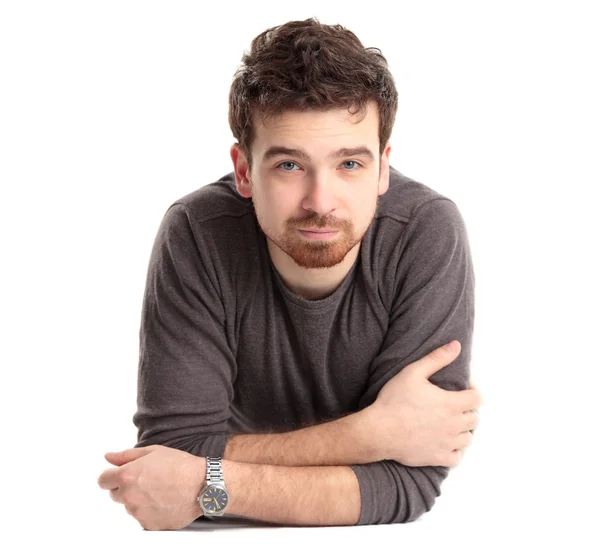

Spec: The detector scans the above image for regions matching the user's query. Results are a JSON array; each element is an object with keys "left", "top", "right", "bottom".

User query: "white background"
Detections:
[{"left": 1, "top": 1, "right": 598, "bottom": 541}]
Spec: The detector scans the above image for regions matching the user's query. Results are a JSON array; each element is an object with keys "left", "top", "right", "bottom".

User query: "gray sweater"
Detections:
[{"left": 132, "top": 165, "right": 475, "bottom": 525}]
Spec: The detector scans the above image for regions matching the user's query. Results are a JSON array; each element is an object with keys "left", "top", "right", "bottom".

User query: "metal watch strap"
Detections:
[{"left": 206, "top": 456, "right": 224, "bottom": 485}]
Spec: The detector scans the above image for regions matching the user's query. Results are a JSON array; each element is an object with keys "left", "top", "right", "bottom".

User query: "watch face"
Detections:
[{"left": 201, "top": 486, "right": 229, "bottom": 513}]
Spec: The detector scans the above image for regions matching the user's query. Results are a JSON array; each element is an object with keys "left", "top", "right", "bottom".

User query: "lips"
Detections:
[
  {"left": 300, "top": 229, "right": 337, "bottom": 233},
  {"left": 299, "top": 229, "right": 339, "bottom": 240}
]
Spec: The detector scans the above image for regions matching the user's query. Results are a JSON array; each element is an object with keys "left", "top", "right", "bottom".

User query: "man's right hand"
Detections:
[{"left": 371, "top": 340, "right": 483, "bottom": 468}]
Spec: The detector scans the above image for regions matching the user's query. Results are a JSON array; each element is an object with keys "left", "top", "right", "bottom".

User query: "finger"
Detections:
[
  {"left": 461, "top": 430, "right": 474, "bottom": 446},
  {"left": 105, "top": 447, "right": 153, "bottom": 466},
  {"left": 415, "top": 341, "right": 462, "bottom": 379},
  {"left": 452, "top": 431, "right": 473, "bottom": 452},
  {"left": 458, "top": 412, "right": 479, "bottom": 434},
  {"left": 97, "top": 467, "right": 121, "bottom": 490},
  {"left": 460, "top": 410, "right": 479, "bottom": 433},
  {"left": 447, "top": 448, "right": 463, "bottom": 468},
  {"left": 455, "top": 388, "right": 483, "bottom": 412},
  {"left": 466, "top": 380, "right": 484, "bottom": 406},
  {"left": 109, "top": 487, "right": 124, "bottom": 504},
  {"left": 461, "top": 412, "right": 479, "bottom": 435},
  {"left": 470, "top": 386, "right": 484, "bottom": 408}
]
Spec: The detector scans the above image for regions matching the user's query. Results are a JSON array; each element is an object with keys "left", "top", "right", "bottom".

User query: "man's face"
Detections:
[{"left": 232, "top": 101, "right": 390, "bottom": 270}]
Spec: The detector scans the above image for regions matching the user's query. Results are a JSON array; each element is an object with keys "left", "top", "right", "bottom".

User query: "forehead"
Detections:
[{"left": 254, "top": 101, "right": 379, "bottom": 159}]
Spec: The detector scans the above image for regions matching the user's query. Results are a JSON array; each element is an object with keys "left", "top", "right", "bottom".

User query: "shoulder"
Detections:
[
  {"left": 168, "top": 171, "right": 254, "bottom": 227},
  {"left": 153, "top": 172, "right": 258, "bottom": 269},
  {"left": 375, "top": 166, "right": 462, "bottom": 227},
  {"left": 366, "top": 167, "right": 471, "bottom": 288}
]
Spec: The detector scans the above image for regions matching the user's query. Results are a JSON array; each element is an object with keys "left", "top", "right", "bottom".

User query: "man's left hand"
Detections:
[{"left": 97, "top": 444, "right": 205, "bottom": 530}]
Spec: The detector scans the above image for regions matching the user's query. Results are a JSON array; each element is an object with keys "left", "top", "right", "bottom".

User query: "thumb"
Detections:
[
  {"left": 104, "top": 447, "right": 151, "bottom": 466},
  {"left": 417, "top": 340, "right": 461, "bottom": 379}
]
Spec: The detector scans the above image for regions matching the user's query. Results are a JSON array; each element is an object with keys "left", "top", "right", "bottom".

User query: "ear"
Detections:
[
  {"left": 378, "top": 141, "right": 392, "bottom": 196},
  {"left": 230, "top": 143, "right": 253, "bottom": 199}
]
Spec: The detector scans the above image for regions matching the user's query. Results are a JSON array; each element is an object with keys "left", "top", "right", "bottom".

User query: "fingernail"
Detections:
[{"left": 445, "top": 341, "right": 456, "bottom": 352}]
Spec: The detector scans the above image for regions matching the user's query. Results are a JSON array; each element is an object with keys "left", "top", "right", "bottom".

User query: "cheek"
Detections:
[
  {"left": 255, "top": 193, "right": 291, "bottom": 227},
  {"left": 266, "top": 191, "right": 296, "bottom": 215},
  {"left": 348, "top": 197, "right": 369, "bottom": 215},
  {"left": 350, "top": 196, "right": 377, "bottom": 224}
]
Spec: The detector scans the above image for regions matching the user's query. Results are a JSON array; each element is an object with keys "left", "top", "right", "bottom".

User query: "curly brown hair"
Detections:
[{"left": 228, "top": 17, "right": 399, "bottom": 172}]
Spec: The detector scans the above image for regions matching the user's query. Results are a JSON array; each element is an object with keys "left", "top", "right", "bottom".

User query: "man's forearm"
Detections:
[
  {"left": 220, "top": 458, "right": 361, "bottom": 526},
  {"left": 223, "top": 405, "right": 381, "bottom": 466}
]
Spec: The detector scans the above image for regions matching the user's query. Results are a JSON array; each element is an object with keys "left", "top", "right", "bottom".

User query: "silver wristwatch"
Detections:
[{"left": 197, "top": 457, "right": 230, "bottom": 517}]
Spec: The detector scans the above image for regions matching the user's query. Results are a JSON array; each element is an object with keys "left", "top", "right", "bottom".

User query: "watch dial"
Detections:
[{"left": 202, "top": 487, "right": 229, "bottom": 512}]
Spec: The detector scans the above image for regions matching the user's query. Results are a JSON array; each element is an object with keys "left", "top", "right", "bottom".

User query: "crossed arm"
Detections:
[
  {"left": 133, "top": 198, "right": 474, "bottom": 526},
  {"left": 218, "top": 405, "right": 381, "bottom": 526}
]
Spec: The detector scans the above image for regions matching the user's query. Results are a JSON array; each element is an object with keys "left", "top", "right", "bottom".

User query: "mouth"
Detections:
[
  {"left": 301, "top": 229, "right": 337, "bottom": 233},
  {"left": 299, "top": 229, "right": 338, "bottom": 239}
]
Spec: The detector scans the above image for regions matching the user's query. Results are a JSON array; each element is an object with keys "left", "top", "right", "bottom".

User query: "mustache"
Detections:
[{"left": 293, "top": 216, "right": 345, "bottom": 230}]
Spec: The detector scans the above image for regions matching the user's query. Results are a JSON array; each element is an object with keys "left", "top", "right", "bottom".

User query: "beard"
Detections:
[{"left": 251, "top": 196, "right": 378, "bottom": 270}]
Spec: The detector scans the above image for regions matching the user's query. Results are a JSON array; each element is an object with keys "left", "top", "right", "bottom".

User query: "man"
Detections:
[{"left": 97, "top": 17, "right": 483, "bottom": 530}]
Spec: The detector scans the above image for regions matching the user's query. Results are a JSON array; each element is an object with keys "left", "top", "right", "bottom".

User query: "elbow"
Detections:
[
  {"left": 402, "top": 492, "right": 439, "bottom": 524},
  {"left": 397, "top": 465, "right": 448, "bottom": 525},
  {"left": 352, "top": 462, "right": 449, "bottom": 526}
]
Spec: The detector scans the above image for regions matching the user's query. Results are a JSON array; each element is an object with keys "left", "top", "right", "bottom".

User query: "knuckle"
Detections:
[
  {"left": 120, "top": 470, "right": 135, "bottom": 485},
  {"left": 452, "top": 422, "right": 465, "bottom": 436},
  {"left": 454, "top": 433, "right": 469, "bottom": 451},
  {"left": 443, "top": 397, "right": 458, "bottom": 413},
  {"left": 441, "top": 448, "right": 455, "bottom": 467},
  {"left": 122, "top": 490, "right": 138, "bottom": 506}
]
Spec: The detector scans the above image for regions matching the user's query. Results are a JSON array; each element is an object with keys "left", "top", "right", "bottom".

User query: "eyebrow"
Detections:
[{"left": 262, "top": 145, "right": 375, "bottom": 163}]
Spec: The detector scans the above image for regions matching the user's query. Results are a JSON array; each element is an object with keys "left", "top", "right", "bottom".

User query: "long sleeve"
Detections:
[
  {"left": 349, "top": 197, "right": 475, "bottom": 525},
  {"left": 132, "top": 203, "right": 236, "bottom": 458}
]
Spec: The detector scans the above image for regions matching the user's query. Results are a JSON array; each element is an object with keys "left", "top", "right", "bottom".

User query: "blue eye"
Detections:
[
  {"left": 277, "top": 162, "right": 299, "bottom": 171},
  {"left": 275, "top": 161, "right": 362, "bottom": 171}
]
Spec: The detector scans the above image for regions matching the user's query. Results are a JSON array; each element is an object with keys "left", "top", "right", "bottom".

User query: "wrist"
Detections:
[
  {"left": 358, "top": 403, "right": 387, "bottom": 463},
  {"left": 192, "top": 456, "right": 208, "bottom": 518},
  {"left": 197, "top": 456, "right": 233, "bottom": 518},
  {"left": 220, "top": 458, "right": 248, "bottom": 517}
]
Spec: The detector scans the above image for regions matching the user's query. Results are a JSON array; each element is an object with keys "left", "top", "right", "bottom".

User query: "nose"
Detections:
[{"left": 302, "top": 173, "right": 337, "bottom": 216}]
